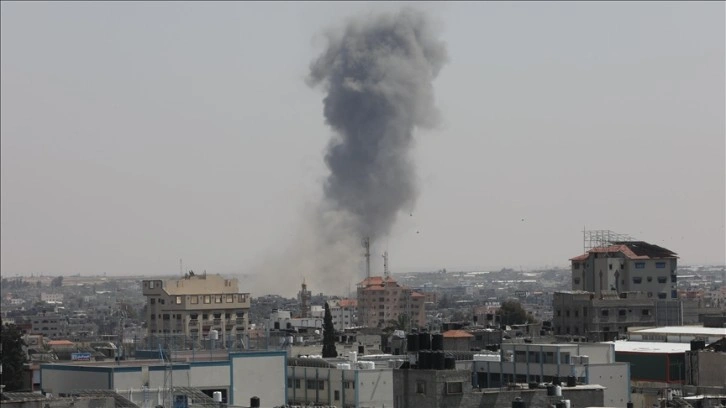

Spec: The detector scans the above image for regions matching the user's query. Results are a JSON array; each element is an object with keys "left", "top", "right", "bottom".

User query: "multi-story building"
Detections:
[
  {"left": 327, "top": 299, "right": 357, "bottom": 331},
  {"left": 472, "top": 342, "right": 631, "bottom": 408},
  {"left": 30, "top": 312, "right": 68, "bottom": 339},
  {"left": 40, "top": 293, "right": 64, "bottom": 303},
  {"left": 570, "top": 241, "right": 678, "bottom": 299},
  {"left": 553, "top": 291, "right": 656, "bottom": 341},
  {"left": 142, "top": 273, "right": 250, "bottom": 348},
  {"left": 356, "top": 276, "right": 425, "bottom": 329}
]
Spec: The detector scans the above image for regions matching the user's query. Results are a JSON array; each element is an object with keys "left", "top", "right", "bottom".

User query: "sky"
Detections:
[{"left": 1, "top": 2, "right": 724, "bottom": 295}]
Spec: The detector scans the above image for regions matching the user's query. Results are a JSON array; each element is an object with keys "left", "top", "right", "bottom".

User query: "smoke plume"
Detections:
[{"left": 308, "top": 8, "right": 448, "bottom": 241}]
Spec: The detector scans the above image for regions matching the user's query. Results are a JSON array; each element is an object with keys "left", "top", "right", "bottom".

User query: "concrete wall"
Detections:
[
  {"left": 230, "top": 351, "right": 286, "bottom": 407},
  {"left": 190, "top": 362, "right": 230, "bottom": 388},
  {"left": 41, "top": 366, "right": 111, "bottom": 394},
  {"left": 0, "top": 397, "right": 114, "bottom": 408},
  {"left": 587, "top": 363, "right": 630, "bottom": 407},
  {"left": 357, "top": 369, "right": 395, "bottom": 408}
]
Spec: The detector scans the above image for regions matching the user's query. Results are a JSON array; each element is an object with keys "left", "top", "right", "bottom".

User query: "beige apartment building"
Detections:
[
  {"left": 142, "top": 273, "right": 250, "bottom": 348},
  {"left": 356, "top": 276, "right": 425, "bottom": 329}
]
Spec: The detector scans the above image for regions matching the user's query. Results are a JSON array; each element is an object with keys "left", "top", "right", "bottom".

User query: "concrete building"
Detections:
[
  {"left": 627, "top": 325, "right": 726, "bottom": 344},
  {"left": 472, "top": 342, "right": 630, "bottom": 407},
  {"left": 570, "top": 241, "right": 678, "bottom": 298},
  {"left": 685, "top": 339, "right": 726, "bottom": 389},
  {"left": 327, "top": 299, "right": 357, "bottom": 332},
  {"left": 40, "top": 293, "right": 64, "bottom": 303},
  {"left": 267, "top": 310, "right": 322, "bottom": 332},
  {"left": 393, "top": 368, "right": 606, "bottom": 408},
  {"left": 30, "top": 312, "right": 68, "bottom": 339},
  {"left": 39, "top": 351, "right": 287, "bottom": 407},
  {"left": 357, "top": 276, "right": 425, "bottom": 329},
  {"left": 287, "top": 356, "right": 394, "bottom": 408},
  {"left": 142, "top": 273, "right": 250, "bottom": 348},
  {"left": 442, "top": 330, "right": 474, "bottom": 351},
  {"left": 553, "top": 291, "right": 656, "bottom": 341}
]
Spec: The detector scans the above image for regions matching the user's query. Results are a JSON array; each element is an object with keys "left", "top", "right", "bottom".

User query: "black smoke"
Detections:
[{"left": 308, "top": 8, "right": 448, "bottom": 241}]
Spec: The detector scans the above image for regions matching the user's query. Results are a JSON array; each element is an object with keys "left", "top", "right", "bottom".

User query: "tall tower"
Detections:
[
  {"left": 383, "top": 251, "right": 390, "bottom": 278},
  {"left": 298, "top": 279, "right": 311, "bottom": 318}
]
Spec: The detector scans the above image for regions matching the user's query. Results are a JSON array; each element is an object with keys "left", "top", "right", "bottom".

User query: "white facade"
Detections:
[
  {"left": 40, "top": 351, "right": 287, "bottom": 407},
  {"left": 268, "top": 310, "right": 323, "bottom": 331},
  {"left": 472, "top": 343, "right": 630, "bottom": 408},
  {"left": 627, "top": 326, "right": 726, "bottom": 344},
  {"left": 328, "top": 299, "right": 357, "bottom": 331},
  {"left": 41, "top": 293, "right": 65, "bottom": 303}
]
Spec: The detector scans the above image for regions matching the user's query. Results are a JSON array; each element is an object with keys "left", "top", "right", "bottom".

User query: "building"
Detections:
[
  {"left": 553, "top": 291, "right": 656, "bottom": 342},
  {"left": 356, "top": 276, "right": 425, "bottom": 329},
  {"left": 685, "top": 338, "right": 726, "bottom": 390},
  {"left": 142, "top": 273, "right": 250, "bottom": 349},
  {"left": 29, "top": 312, "right": 68, "bottom": 339},
  {"left": 442, "top": 330, "right": 474, "bottom": 351},
  {"left": 472, "top": 342, "right": 630, "bottom": 407},
  {"left": 40, "top": 293, "right": 64, "bottom": 303},
  {"left": 327, "top": 299, "right": 357, "bottom": 331},
  {"left": 267, "top": 310, "right": 322, "bottom": 332},
  {"left": 298, "top": 280, "right": 312, "bottom": 318},
  {"left": 393, "top": 368, "right": 606, "bottom": 408},
  {"left": 39, "top": 351, "right": 287, "bottom": 406},
  {"left": 287, "top": 356, "right": 394, "bottom": 407},
  {"left": 627, "top": 325, "right": 726, "bottom": 344},
  {"left": 570, "top": 240, "right": 678, "bottom": 299}
]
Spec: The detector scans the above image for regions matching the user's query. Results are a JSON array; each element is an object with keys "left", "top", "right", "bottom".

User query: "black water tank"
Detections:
[
  {"left": 690, "top": 340, "right": 706, "bottom": 351},
  {"left": 626, "top": 402, "right": 634, "bottom": 408},
  {"left": 553, "top": 377, "right": 561, "bottom": 386},
  {"left": 432, "top": 350, "right": 445, "bottom": 370},
  {"left": 555, "top": 402, "right": 566, "bottom": 408},
  {"left": 407, "top": 334, "right": 419, "bottom": 352},
  {"left": 546, "top": 385, "right": 556, "bottom": 396},
  {"left": 444, "top": 356, "right": 456, "bottom": 369},
  {"left": 419, "top": 332, "right": 431, "bottom": 350},
  {"left": 432, "top": 333, "right": 444, "bottom": 351},
  {"left": 566, "top": 376, "right": 577, "bottom": 387},
  {"left": 528, "top": 382, "right": 539, "bottom": 389},
  {"left": 250, "top": 396, "right": 260, "bottom": 408},
  {"left": 511, "top": 397, "right": 526, "bottom": 408},
  {"left": 418, "top": 350, "right": 431, "bottom": 369}
]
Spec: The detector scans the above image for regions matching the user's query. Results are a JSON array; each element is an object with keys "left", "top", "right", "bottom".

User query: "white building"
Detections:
[
  {"left": 627, "top": 326, "right": 726, "bottom": 344},
  {"left": 472, "top": 342, "right": 630, "bottom": 408},
  {"left": 40, "top": 351, "right": 287, "bottom": 406},
  {"left": 327, "top": 299, "right": 357, "bottom": 331},
  {"left": 268, "top": 310, "right": 323, "bottom": 332},
  {"left": 41, "top": 293, "right": 65, "bottom": 303}
]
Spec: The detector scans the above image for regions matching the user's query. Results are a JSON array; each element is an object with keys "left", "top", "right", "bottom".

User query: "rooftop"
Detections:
[
  {"left": 570, "top": 241, "right": 678, "bottom": 261},
  {"left": 608, "top": 340, "right": 691, "bottom": 354},
  {"left": 629, "top": 326, "right": 726, "bottom": 336}
]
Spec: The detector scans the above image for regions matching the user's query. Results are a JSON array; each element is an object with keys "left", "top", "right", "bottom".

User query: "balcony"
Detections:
[
  {"left": 189, "top": 320, "right": 199, "bottom": 327},
  {"left": 213, "top": 319, "right": 222, "bottom": 326},
  {"left": 235, "top": 318, "right": 245, "bottom": 325}
]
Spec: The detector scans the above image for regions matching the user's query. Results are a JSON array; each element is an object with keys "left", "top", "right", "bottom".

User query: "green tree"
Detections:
[
  {"left": 497, "top": 300, "right": 536, "bottom": 325},
  {"left": 383, "top": 314, "right": 409, "bottom": 333},
  {"left": 321, "top": 302, "right": 337, "bottom": 358},
  {"left": 1, "top": 321, "right": 28, "bottom": 391}
]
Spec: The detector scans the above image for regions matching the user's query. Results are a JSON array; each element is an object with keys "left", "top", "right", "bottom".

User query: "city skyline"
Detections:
[{"left": 1, "top": 2, "right": 724, "bottom": 295}]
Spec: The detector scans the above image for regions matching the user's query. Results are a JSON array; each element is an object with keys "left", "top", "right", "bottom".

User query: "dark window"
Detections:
[
  {"left": 416, "top": 380, "right": 426, "bottom": 394},
  {"left": 635, "top": 262, "right": 645, "bottom": 269},
  {"left": 658, "top": 292, "right": 667, "bottom": 299},
  {"left": 334, "top": 390, "right": 340, "bottom": 401},
  {"left": 446, "top": 382, "right": 463, "bottom": 394},
  {"left": 573, "top": 262, "right": 580, "bottom": 269},
  {"left": 609, "top": 264, "right": 613, "bottom": 270},
  {"left": 618, "top": 309, "right": 626, "bottom": 316},
  {"left": 671, "top": 274, "right": 677, "bottom": 283},
  {"left": 671, "top": 290, "right": 677, "bottom": 299},
  {"left": 642, "top": 309, "right": 651, "bottom": 316},
  {"left": 655, "top": 262, "right": 666, "bottom": 269},
  {"left": 150, "top": 298, "right": 156, "bottom": 305},
  {"left": 647, "top": 276, "right": 653, "bottom": 282},
  {"left": 574, "top": 277, "right": 581, "bottom": 285},
  {"left": 657, "top": 276, "right": 667, "bottom": 283},
  {"left": 633, "top": 277, "right": 642, "bottom": 284},
  {"left": 601, "top": 310, "right": 609, "bottom": 316}
]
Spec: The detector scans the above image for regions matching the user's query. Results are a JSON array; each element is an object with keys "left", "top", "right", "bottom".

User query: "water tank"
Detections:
[
  {"left": 348, "top": 351, "right": 357, "bottom": 364},
  {"left": 418, "top": 350, "right": 431, "bottom": 369},
  {"left": 552, "top": 377, "right": 561, "bottom": 386},
  {"left": 563, "top": 400, "right": 571, "bottom": 408},
  {"left": 554, "top": 385, "right": 562, "bottom": 397},
  {"left": 432, "top": 334, "right": 444, "bottom": 351},
  {"left": 212, "top": 392, "right": 222, "bottom": 403},
  {"left": 336, "top": 363, "right": 351, "bottom": 370},
  {"left": 210, "top": 330, "right": 219, "bottom": 340},
  {"left": 511, "top": 397, "right": 526, "bottom": 408},
  {"left": 566, "top": 376, "right": 577, "bottom": 387},
  {"left": 626, "top": 402, "right": 634, "bottom": 408},
  {"left": 546, "top": 385, "right": 556, "bottom": 396},
  {"left": 444, "top": 356, "right": 456, "bottom": 370},
  {"left": 432, "top": 350, "right": 445, "bottom": 370},
  {"left": 407, "top": 334, "right": 419, "bottom": 352},
  {"left": 250, "top": 396, "right": 260, "bottom": 408},
  {"left": 419, "top": 332, "right": 431, "bottom": 350},
  {"left": 690, "top": 340, "right": 706, "bottom": 351},
  {"left": 359, "top": 361, "right": 375, "bottom": 369}
]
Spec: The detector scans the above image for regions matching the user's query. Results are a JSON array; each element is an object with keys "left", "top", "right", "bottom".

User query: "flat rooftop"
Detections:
[
  {"left": 629, "top": 326, "right": 726, "bottom": 336},
  {"left": 608, "top": 341, "right": 691, "bottom": 354}
]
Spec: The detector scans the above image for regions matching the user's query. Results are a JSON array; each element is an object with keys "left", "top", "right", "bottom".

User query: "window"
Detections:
[
  {"left": 416, "top": 380, "right": 426, "bottom": 394},
  {"left": 574, "top": 310, "right": 579, "bottom": 317},
  {"left": 657, "top": 276, "right": 667, "bottom": 284},
  {"left": 618, "top": 309, "right": 626, "bottom": 316},
  {"left": 238, "top": 294, "right": 246, "bottom": 303},
  {"left": 557, "top": 310, "right": 561, "bottom": 317},
  {"left": 609, "top": 264, "right": 612, "bottom": 270},
  {"left": 573, "top": 262, "right": 580, "bottom": 270},
  {"left": 671, "top": 290, "right": 677, "bottom": 299},
  {"left": 226, "top": 294, "right": 233, "bottom": 303},
  {"left": 642, "top": 309, "right": 651, "bottom": 316},
  {"left": 318, "top": 380, "right": 324, "bottom": 390},
  {"left": 295, "top": 379, "right": 300, "bottom": 389},
  {"left": 446, "top": 382, "right": 463, "bottom": 394},
  {"left": 671, "top": 274, "right": 677, "bottom": 283},
  {"left": 190, "top": 296, "right": 198, "bottom": 304},
  {"left": 203, "top": 314, "right": 208, "bottom": 320},
  {"left": 635, "top": 262, "right": 645, "bottom": 269},
  {"left": 287, "top": 378, "right": 292, "bottom": 388},
  {"left": 306, "top": 380, "right": 316, "bottom": 389},
  {"left": 601, "top": 310, "right": 609, "bottom": 316},
  {"left": 214, "top": 295, "right": 222, "bottom": 304},
  {"left": 204, "top": 296, "right": 211, "bottom": 304},
  {"left": 149, "top": 281, "right": 155, "bottom": 289},
  {"left": 655, "top": 262, "right": 666, "bottom": 269},
  {"left": 658, "top": 292, "right": 667, "bottom": 299},
  {"left": 160, "top": 299, "right": 165, "bottom": 305},
  {"left": 334, "top": 390, "right": 340, "bottom": 401},
  {"left": 583, "top": 308, "right": 587, "bottom": 317},
  {"left": 175, "top": 296, "right": 182, "bottom": 304},
  {"left": 632, "top": 277, "right": 642, "bottom": 284},
  {"left": 151, "top": 298, "right": 156, "bottom": 305},
  {"left": 343, "top": 381, "right": 354, "bottom": 389},
  {"left": 565, "top": 310, "right": 570, "bottom": 317},
  {"left": 573, "top": 277, "right": 581, "bottom": 285}
]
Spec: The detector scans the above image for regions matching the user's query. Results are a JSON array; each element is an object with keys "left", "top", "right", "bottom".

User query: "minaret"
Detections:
[
  {"left": 363, "top": 237, "right": 371, "bottom": 279},
  {"left": 299, "top": 279, "right": 311, "bottom": 318}
]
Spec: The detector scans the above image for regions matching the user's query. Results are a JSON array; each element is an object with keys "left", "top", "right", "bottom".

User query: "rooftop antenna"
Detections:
[
  {"left": 362, "top": 237, "right": 371, "bottom": 279},
  {"left": 383, "top": 251, "right": 390, "bottom": 278},
  {"left": 179, "top": 259, "right": 183, "bottom": 276}
]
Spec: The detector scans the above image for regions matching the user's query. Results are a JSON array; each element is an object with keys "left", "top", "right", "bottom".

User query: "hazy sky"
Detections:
[{"left": 2, "top": 2, "right": 724, "bottom": 290}]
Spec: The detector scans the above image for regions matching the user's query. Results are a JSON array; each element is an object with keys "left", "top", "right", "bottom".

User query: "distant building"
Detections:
[
  {"left": 570, "top": 241, "right": 678, "bottom": 299},
  {"left": 30, "top": 312, "right": 68, "bottom": 339},
  {"left": 356, "top": 276, "right": 425, "bottom": 329},
  {"left": 40, "top": 293, "right": 64, "bottom": 303},
  {"left": 298, "top": 280, "right": 312, "bottom": 318},
  {"left": 327, "top": 299, "right": 357, "bottom": 331},
  {"left": 142, "top": 273, "right": 250, "bottom": 348}
]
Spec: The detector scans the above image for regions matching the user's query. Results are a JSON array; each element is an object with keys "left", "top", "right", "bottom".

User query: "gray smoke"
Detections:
[{"left": 308, "top": 8, "right": 448, "bottom": 241}]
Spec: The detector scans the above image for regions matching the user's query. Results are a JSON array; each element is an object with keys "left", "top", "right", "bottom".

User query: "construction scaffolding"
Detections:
[{"left": 583, "top": 229, "right": 637, "bottom": 253}]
